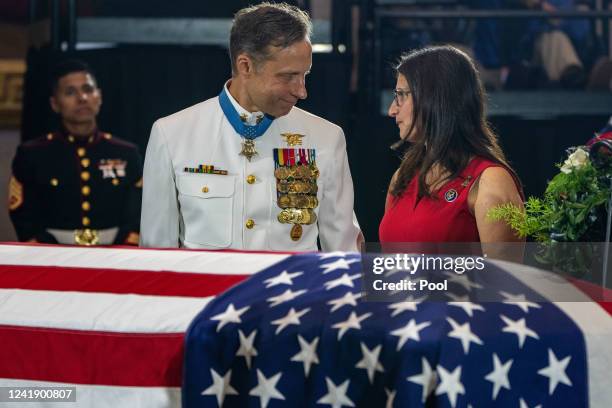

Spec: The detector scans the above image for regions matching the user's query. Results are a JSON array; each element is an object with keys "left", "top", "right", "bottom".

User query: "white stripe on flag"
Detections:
[
  {"left": 0, "top": 289, "right": 212, "bottom": 332},
  {"left": 0, "top": 244, "right": 289, "bottom": 274},
  {"left": 0, "top": 378, "right": 180, "bottom": 408}
]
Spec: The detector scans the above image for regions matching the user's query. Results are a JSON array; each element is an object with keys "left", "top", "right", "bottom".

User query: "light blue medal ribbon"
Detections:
[{"left": 218, "top": 88, "right": 274, "bottom": 140}]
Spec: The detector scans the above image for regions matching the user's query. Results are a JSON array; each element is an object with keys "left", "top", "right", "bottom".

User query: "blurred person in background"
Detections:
[{"left": 8, "top": 60, "right": 142, "bottom": 246}]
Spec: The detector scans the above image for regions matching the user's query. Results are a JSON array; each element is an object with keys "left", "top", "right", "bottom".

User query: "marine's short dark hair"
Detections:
[
  {"left": 229, "top": 2, "right": 312, "bottom": 73},
  {"left": 49, "top": 59, "right": 97, "bottom": 96}
]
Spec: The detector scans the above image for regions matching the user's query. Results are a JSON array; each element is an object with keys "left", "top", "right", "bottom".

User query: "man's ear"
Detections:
[
  {"left": 49, "top": 96, "right": 60, "bottom": 113},
  {"left": 235, "top": 53, "right": 256, "bottom": 77}
]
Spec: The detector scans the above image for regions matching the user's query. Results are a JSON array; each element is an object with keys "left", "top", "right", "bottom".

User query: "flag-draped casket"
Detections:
[{"left": 0, "top": 244, "right": 611, "bottom": 407}]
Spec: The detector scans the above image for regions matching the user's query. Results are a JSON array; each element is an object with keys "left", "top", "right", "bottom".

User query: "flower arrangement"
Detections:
[
  {"left": 489, "top": 142, "right": 612, "bottom": 243},
  {"left": 488, "top": 140, "right": 612, "bottom": 276}
]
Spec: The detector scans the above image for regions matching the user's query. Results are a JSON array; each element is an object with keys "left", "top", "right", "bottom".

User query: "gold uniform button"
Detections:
[
  {"left": 77, "top": 148, "right": 86, "bottom": 157},
  {"left": 245, "top": 219, "right": 255, "bottom": 229},
  {"left": 82, "top": 216, "right": 90, "bottom": 226},
  {"left": 81, "top": 171, "right": 90, "bottom": 181},
  {"left": 82, "top": 185, "right": 90, "bottom": 196},
  {"left": 50, "top": 178, "right": 59, "bottom": 186},
  {"left": 46, "top": 133, "right": 54, "bottom": 141},
  {"left": 82, "top": 201, "right": 90, "bottom": 211},
  {"left": 246, "top": 174, "right": 256, "bottom": 184},
  {"left": 202, "top": 186, "right": 209, "bottom": 193},
  {"left": 112, "top": 178, "right": 120, "bottom": 186},
  {"left": 81, "top": 158, "right": 90, "bottom": 168},
  {"left": 68, "top": 135, "right": 75, "bottom": 143}
]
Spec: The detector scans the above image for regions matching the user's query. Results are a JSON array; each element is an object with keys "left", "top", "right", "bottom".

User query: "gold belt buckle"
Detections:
[{"left": 74, "top": 228, "right": 100, "bottom": 246}]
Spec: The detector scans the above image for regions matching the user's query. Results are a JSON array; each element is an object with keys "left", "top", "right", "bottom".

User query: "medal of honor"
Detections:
[
  {"left": 218, "top": 88, "right": 273, "bottom": 162},
  {"left": 239, "top": 139, "right": 258, "bottom": 161}
]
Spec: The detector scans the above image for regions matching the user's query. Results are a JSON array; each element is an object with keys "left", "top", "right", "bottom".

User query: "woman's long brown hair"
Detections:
[{"left": 390, "top": 45, "right": 520, "bottom": 199}]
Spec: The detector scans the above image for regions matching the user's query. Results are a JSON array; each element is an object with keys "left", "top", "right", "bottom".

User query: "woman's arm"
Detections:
[{"left": 470, "top": 166, "right": 525, "bottom": 261}]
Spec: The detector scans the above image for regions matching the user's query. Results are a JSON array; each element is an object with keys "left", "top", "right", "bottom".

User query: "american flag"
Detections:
[
  {"left": 0, "top": 244, "right": 611, "bottom": 407},
  {"left": 0, "top": 243, "right": 284, "bottom": 407},
  {"left": 184, "top": 251, "right": 612, "bottom": 408}
]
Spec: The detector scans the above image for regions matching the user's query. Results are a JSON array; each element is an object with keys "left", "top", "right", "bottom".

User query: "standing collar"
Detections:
[
  {"left": 224, "top": 80, "right": 265, "bottom": 126},
  {"left": 57, "top": 126, "right": 100, "bottom": 145},
  {"left": 219, "top": 82, "right": 274, "bottom": 140}
]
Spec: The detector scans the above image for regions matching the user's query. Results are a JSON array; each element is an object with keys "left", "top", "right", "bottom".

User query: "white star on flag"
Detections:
[
  {"left": 332, "top": 311, "right": 372, "bottom": 340},
  {"left": 318, "top": 251, "right": 356, "bottom": 260},
  {"left": 320, "top": 258, "right": 360, "bottom": 274},
  {"left": 484, "top": 353, "right": 513, "bottom": 400},
  {"left": 324, "top": 273, "right": 360, "bottom": 290},
  {"left": 500, "top": 291, "right": 541, "bottom": 313},
  {"left": 445, "top": 272, "right": 484, "bottom": 291},
  {"left": 383, "top": 267, "right": 403, "bottom": 278},
  {"left": 263, "top": 270, "right": 303, "bottom": 288},
  {"left": 391, "top": 319, "right": 431, "bottom": 351},
  {"left": 446, "top": 317, "right": 483, "bottom": 354},
  {"left": 448, "top": 301, "right": 485, "bottom": 317},
  {"left": 537, "top": 349, "right": 572, "bottom": 395},
  {"left": 520, "top": 398, "right": 542, "bottom": 408},
  {"left": 210, "top": 303, "right": 250, "bottom": 332},
  {"left": 355, "top": 342, "right": 384, "bottom": 383},
  {"left": 388, "top": 296, "right": 424, "bottom": 317},
  {"left": 201, "top": 368, "right": 238, "bottom": 407},
  {"left": 266, "top": 288, "right": 307, "bottom": 307},
  {"left": 236, "top": 329, "right": 258, "bottom": 369},
  {"left": 500, "top": 315, "right": 539, "bottom": 348},
  {"left": 249, "top": 369, "right": 285, "bottom": 408},
  {"left": 290, "top": 335, "right": 320, "bottom": 376},
  {"left": 407, "top": 357, "right": 437, "bottom": 402},
  {"left": 271, "top": 307, "right": 311, "bottom": 335},
  {"left": 385, "top": 388, "right": 396, "bottom": 408},
  {"left": 436, "top": 365, "right": 465, "bottom": 408},
  {"left": 328, "top": 291, "right": 362, "bottom": 313},
  {"left": 317, "top": 377, "right": 355, "bottom": 408}
]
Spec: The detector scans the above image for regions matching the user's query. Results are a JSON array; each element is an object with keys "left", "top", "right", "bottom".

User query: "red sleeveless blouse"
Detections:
[{"left": 379, "top": 157, "right": 502, "bottom": 243}]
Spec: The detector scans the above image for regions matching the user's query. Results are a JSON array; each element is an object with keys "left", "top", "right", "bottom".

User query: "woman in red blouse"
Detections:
[{"left": 379, "top": 46, "right": 525, "bottom": 258}]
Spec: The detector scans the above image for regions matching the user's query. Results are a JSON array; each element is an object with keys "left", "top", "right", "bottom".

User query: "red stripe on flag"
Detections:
[
  {"left": 568, "top": 277, "right": 612, "bottom": 315},
  {"left": 0, "top": 265, "right": 249, "bottom": 297},
  {"left": 0, "top": 325, "right": 184, "bottom": 386}
]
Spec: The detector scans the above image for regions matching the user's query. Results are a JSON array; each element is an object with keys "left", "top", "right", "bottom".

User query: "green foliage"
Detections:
[
  {"left": 488, "top": 146, "right": 611, "bottom": 277},
  {"left": 487, "top": 148, "right": 611, "bottom": 243}
]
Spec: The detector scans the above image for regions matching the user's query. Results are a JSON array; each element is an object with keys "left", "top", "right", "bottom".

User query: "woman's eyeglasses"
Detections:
[{"left": 393, "top": 89, "right": 411, "bottom": 107}]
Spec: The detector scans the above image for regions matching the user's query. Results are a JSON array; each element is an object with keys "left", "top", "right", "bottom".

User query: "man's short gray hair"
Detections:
[{"left": 229, "top": 2, "right": 312, "bottom": 73}]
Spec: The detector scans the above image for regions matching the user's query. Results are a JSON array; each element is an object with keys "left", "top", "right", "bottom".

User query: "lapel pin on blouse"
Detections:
[{"left": 445, "top": 189, "right": 458, "bottom": 202}]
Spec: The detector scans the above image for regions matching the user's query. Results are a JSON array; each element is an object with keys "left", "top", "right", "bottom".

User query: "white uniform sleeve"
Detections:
[
  {"left": 140, "top": 121, "right": 180, "bottom": 247},
  {"left": 317, "top": 127, "right": 362, "bottom": 252}
]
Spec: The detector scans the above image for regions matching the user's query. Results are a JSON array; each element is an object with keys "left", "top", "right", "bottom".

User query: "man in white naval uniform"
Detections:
[{"left": 140, "top": 2, "right": 361, "bottom": 251}]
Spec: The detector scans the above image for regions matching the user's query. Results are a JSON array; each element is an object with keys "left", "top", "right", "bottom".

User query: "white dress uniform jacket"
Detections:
[{"left": 140, "top": 86, "right": 361, "bottom": 251}]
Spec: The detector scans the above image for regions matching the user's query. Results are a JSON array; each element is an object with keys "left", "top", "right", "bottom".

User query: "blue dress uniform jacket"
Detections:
[
  {"left": 140, "top": 91, "right": 361, "bottom": 251},
  {"left": 8, "top": 129, "right": 143, "bottom": 245}
]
